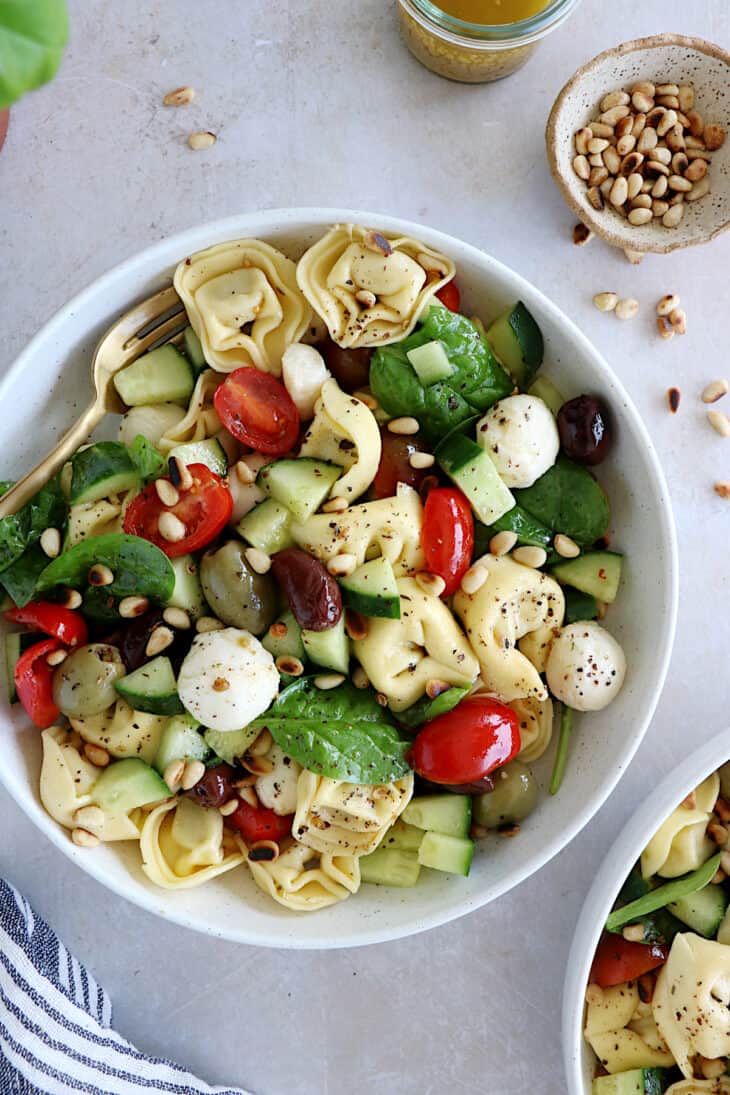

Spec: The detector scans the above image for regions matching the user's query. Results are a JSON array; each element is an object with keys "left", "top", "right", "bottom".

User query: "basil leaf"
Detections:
[
  {"left": 396, "top": 687, "right": 470, "bottom": 731},
  {"left": 250, "top": 678, "right": 411, "bottom": 784},
  {"left": 370, "top": 304, "right": 512, "bottom": 443},
  {"left": 0, "top": 543, "right": 49, "bottom": 607},
  {"left": 128, "top": 435, "right": 166, "bottom": 484},
  {"left": 0, "top": 0, "right": 69, "bottom": 110},
  {"left": 35, "top": 532, "right": 175, "bottom": 612},
  {"left": 514, "top": 456, "right": 610, "bottom": 545},
  {"left": 0, "top": 476, "right": 67, "bottom": 574}
]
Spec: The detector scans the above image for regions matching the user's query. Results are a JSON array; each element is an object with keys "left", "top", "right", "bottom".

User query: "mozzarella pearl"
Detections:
[
  {"left": 117, "top": 403, "right": 185, "bottom": 447},
  {"left": 177, "top": 628, "right": 279, "bottom": 731},
  {"left": 282, "top": 343, "right": 330, "bottom": 420},
  {"left": 477, "top": 394, "right": 559, "bottom": 489},
  {"left": 545, "top": 621, "right": 626, "bottom": 711}
]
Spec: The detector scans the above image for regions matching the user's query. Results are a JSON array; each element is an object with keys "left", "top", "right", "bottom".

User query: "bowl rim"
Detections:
[
  {"left": 561, "top": 725, "right": 730, "bottom": 1092},
  {"left": 0, "top": 207, "right": 679, "bottom": 947},
  {"left": 545, "top": 33, "right": 730, "bottom": 255}
]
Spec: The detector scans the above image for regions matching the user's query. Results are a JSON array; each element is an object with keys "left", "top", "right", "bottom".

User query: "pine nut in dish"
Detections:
[
  {"left": 145, "top": 625, "right": 175, "bottom": 657},
  {"left": 387, "top": 416, "right": 420, "bottom": 435},
  {"left": 155, "top": 479, "right": 179, "bottom": 507},
  {"left": 88, "top": 563, "right": 114, "bottom": 586},
  {"left": 460, "top": 563, "right": 489, "bottom": 594},
  {"left": 181, "top": 760, "right": 206, "bottom": 791},
  {"left": 512, "top": 546, "right": 547, "bottom": 568},
  {"left": 314, "top": 673, "right": 346, "bottom": 690},
  {"left": 40, "top": 527, "right": 61, "bottom": 558},
  {"left": 158, "top": 511, "right": 186, "bottom": 542},
  {"left": 707, "top": 411, "right": 730, "bottom": 438},
  {"left": 244, "top": 546, "right": 272, "bottom": 574},
  {"left": 592, "top": 292, "right": 618, "bottom": 313},
  {"left": 84, "top": 743, "right": 110, "bottom": 768},
  {"left": 195, "top": 615, "right": 224, "bottom": 633},
  {"left": 162, "top": 606, "right": 191, "bottom": 630},
  {"left": 119, "top": 595, "right": 150, "bottom": 618},
  {"left": 554, "top": 534, "right": 580, "bottom": 559},
  {"left": 164, "top": 759, "right": 185, "bottom": 791},
  {"left": 71, "top": 828, "right": 100, "bottom": 848},
  {"left": 187, "top": 130, "right": 216, "bottom": 150},
  {"left": 615, "top": 298, "right": 639, "bottom": 320},
  {"left": 163, "top": 86, "right": 195, "bottom": 106},
  {"left": 702, "top": 379, "right": 729, "bottom": 404}
]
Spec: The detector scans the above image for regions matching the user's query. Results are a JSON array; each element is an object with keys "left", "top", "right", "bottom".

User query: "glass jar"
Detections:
[{"left": 397, "top": 0, "right": 582, "bottom": 84}]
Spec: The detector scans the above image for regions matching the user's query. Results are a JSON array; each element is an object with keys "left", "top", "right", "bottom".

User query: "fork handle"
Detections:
[{"left": 0, "top": 396, "right": 105, "bottom": 519}]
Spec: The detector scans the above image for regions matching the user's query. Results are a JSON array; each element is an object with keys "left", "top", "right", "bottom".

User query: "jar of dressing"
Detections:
[{"left": 397, "top": 0, "right": 582, "bottom": 83}]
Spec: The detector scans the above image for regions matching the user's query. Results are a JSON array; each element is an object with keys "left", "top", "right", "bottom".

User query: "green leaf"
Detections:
[
  {"left": 370, "top": 304, "right": 512, "bottom": 443},
  {"left": 0, "top": 475, "right": 67, "bottom": 574},
  {"left": 35, "top": 532, "right": 175, "bottom": 615},
  {"left": 0, "top": 0, "right": 69, "bottom": 110},
  {"left": 249, "top": 677, "right": 411, "bottom": 784},
  {"left": 605, "top": 854, "right": 722, "bottom": 933},
  {"left": 396, "top": 687, "right": 470, "bottom": 732},
  {"left": 128, "top": 435, "right": 167, "bottom": 484},
  {"left": 0, "top": 543, "right": 49, "bottom": 606},
  {"left": 514, "top": 456, "right": 610, "bottom": 545}
]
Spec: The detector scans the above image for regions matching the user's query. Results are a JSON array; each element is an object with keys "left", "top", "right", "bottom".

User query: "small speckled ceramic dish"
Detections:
[{"left": 546, "top": 34, "right": 730, "bottom": 254}]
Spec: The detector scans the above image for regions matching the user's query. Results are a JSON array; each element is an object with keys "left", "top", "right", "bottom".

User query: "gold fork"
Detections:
[{"left": 0, "top": 285, "right": 188, "bottom": 519}]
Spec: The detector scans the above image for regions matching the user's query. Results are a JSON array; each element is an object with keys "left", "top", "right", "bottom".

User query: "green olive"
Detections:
[
  {"left": 472, "top": 761, "right": 539, "bottom": 829},
  {"left": 52, "top": 643, "right": 125, "bottom": 718},
  {"left": 200, "top": 540, "right": 278, "bottom": 634}
]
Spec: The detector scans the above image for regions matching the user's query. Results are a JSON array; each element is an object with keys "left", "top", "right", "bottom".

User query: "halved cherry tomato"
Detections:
[
  {"left": 6, "top": 601, "right": 87, "bottom": 648},
  {"left": 422, "top": 487, "right": 474, "bottom": 596},
  {"left": 123, "top": 463, "right": 232, "bottom": 558},
  {"left": 589, "top": 933, "right": 668, "bottom": 988},
  {"left": 371, "top": 428, "right": 431, "bottom": 500},
  {"left": 14, "top": 638, "right": 63, "bottom": 729},
  {"left": 214, "top": 367, "right": 300, "bottom": 454},
  {"left": 225, "top": 800, "right": 293, "bottom": 844},
  {"left": 408, "top": 697, "right": 520, "bottom": 785},
  {"left": 435, "top": 281, "right": 461, "bottom": 313}
]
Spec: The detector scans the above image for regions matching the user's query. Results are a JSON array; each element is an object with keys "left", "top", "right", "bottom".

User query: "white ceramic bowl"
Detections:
[
  {"left": 0, "top": 208, "right": 678, "bottom": 948},
  {"left": 562, "top": 727, "right": 730, "bottom": 1093}
]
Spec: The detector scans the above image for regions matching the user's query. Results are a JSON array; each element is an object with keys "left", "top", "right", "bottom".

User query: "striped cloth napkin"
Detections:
[{"left": 0, "top": 879, "right": 249, "bottom": 1095}]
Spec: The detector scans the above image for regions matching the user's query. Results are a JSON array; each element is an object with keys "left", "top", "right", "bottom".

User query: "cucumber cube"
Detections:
[
  {"left": 406, "top": 340, "right": 453, "bottom": 386},
  {"left": 418, "top": 831, "right": 474, "bottom": 877},
  {"left": 257, "top": 458, "right": 341, "bottom": 522},
  {"left": 237, "top": 499, "right": 295, "bottom": 555},
  {"left": 93, "top": 758, "right": 172, "bottom": 815},
  {"left": 154, "top": 714, "right": 209, "bottom": 777},
  {"left": 403, "top": 794, "right": 472, "bottom": 837},
  {"left": 113, "top": 345, "right": 194, "bottom": 407},
  {"left": 360, "top": 847, "right": 421, "bottom": 888}
]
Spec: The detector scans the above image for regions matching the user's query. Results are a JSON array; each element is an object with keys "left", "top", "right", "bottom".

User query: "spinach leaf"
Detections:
[
  {"left": 396, "top": 687, "right": 470, "bottom": 732},
  {"left": 370, "top": 305, "right": 512, "bottom": 443},
  {"left": 128, "top": 435, "right": 166, "bottom": 484},
  {"left": 0, "top": 544, "right": 49, "bottom": 607},
  {"left": 514, "top": 456, "right": 610, "bottom": 545},
  {"left": 0, "top": 0, "right": 69, "bottom": 110},
  {"left": 249, "top": 677, "right": 411, "bottom": 784},
  {"left": 0, "top": 476, "right": 67, "bottom": 574},
  {"left": 35, "top": 532, "right": 175, "bottom": 616}
]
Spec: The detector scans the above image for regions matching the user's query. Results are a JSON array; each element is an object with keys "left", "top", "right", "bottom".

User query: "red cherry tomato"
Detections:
[
  {"left": 214, "top": 367, "right": 300, "bottom": 454},
  {"left": 435, "top": 281, "right": 461, "bottom": 313},
  {"left": 590, "top": 933, "right": 668, "bottom": 988},
  {"left": 225, "top": 800, "right": 293, "bottom": 844},
  {"left": 123, "top": 463, "right": 232, "bottom": 558},
  {"left": 371, "top": 428, "right": 431, "bottom": 500},
  {"left": 422, "top": 487, "right": 474, "bottom": 596},
  {"left": 408, "top": 697, "right": 520, "bottom": 785},
  {"left": 6, "top": 601, "right": 87, "bottom": 648},
  {"left": 14, "top": 638, "right": 63, "bottom": 729}
]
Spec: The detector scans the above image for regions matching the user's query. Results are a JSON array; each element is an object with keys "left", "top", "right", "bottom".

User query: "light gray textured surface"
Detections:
[{"left": 1, "top": 2, "right": 729, "bottom": 1092}]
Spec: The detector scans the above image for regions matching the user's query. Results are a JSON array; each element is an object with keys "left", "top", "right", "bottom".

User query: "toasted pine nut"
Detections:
[
  {"left": 355, "top": 289, "right": 376, "bottom": 309},
  {"left": 168, "top": 456, "right": 193, "bottom": 491},
  {"left": 622, "top": 923, "right": 645, "bottom": 942},
  {"left": 248, "top": 729, "right": 273, "bottom": 757},
  {"left": 631, "top": 91, "right": 653, "bottom": 113},
  {"left": 615, "top": 133, "right": 636, "bottom": 157},
  {"left": 600, "top": 90, "right": 629, "bottom": 111},
  {"left": 239, "top": 786, "right": 259, "bottom": 809},
  {"left": 668, "top": 174, "right": 692, "bottom": 192},
  {"left": 326, "top": 553, "right": 358, "bottom": 578},
  {"left": 684, "top": 157, "right": 708, "bottom": 182},
  {"left": 574, "top": 127, "right": 592, "bottom": 155},
  {"left": 244, "top": 546, "right": 272, "bottom": 575},
  {"left": 572, "top": 224, "right": 592, "bottom": 246},
  {"left": 677, "top": 85, "right": 694, "bottom": 112},
  {"left": 702, "top": 379, "right": 729, "bottom": 404},
  {"left": 352, "top": 390, "right": 379, "bottom": 411},
  {"left": 212, "top": 677, "right": 229, "bottom": 692},
  {"left": 408, "top": 451, "right": 435, "bottom": 470},
  {"left": 700, "top": 1058, "right": 727, "bottom": 1081},
  {"left": 712, "top": 868, "right": 727, "bottom": 885},
  {"left": 162, "top": 606, "right": 191, "bottom": 630},
  {"left": 426, "top": 679, "right": 451, "bottom": 700},
  {"left": 344, "top": 609, "right": 368, "bottom": 641},
  {"left": 155, "top": 479, "right": 180, "bottom": 507},
  {"left": 158, "top": 512, "right": 186, "bottom": 543},
  {"left": 589, "top": 121, "right": 614, "bottom": 138},
  {"left": 656, "top": 109, "right": 677, "bottom": 137},
  {"left": 84, "top": 743, "right": 110, "bottom": 768},
  {"left": 61, "top": 589, "right": 83, "bottom": 610},
  {"left": 657, "top": 317, "right": 674, "bottom": 341},
  {"left": 704, "top": 123, "right": 726, "bottom": 150},
  {"left": 602, "top": 145, "right": 621, "bottom": 175},
  {"left": 46, "top": 648, "right": 68, "bottom": 667},
  {"left": 352, "top": 665, "right": 370, "bottom": 689},
  {"left": 181, "top": 759, "right": 206, "bottom": 791},
  {"left": 415, "top": 571, "right": 446, "bottom": 598},
  {"left": 662, "top": 204, "right": 684, "bottom": 227},
  {"left": 88, "top": 563, "right": 114, "bottom": 587},
  {"left": 637, "top": 127, "right": 658, "bottom": 153},
  {"left": 248, "top": 840, "right": 280, "bottom": 863},
  {"left": 234, "top": 459, "right": 256, "bottom": 485},
  {"left": 460, "top": 564, "right": 489, "bottom": 594},
  {"left": 708, "top": 820, "right": 729, "bottom": 843},
  {"left": 187, "top": 130, "right": 216, "bottom": 150},
  {"left": 687, "top": 177, "right": 711, "bottom": 203},
  {"left": 652, "top": 200, "right": 669, "bottom": 218},
  {"left": 554, "top": 534, "right": 580, "bottom": 559},
  {"left": 722, "top": 851, "right": 730, "bottom": 876},
  {"left": 164, "top": 759, "right": 185, "bottom": 790},
  {"left": 609, "top": 175, "right": 628, "bottom": 207},
  {"left": 615, "top": 298, "right": 639, "bottom": 320},
  {"left": 626, "top": 172, "right": 643, "bottom": 200},
  {"left": 163, "top": 86, "right": 195, "bottom": 106},
  {"left": 665, "top": 124, "right": 685, "bottom": 152},
  {"left": 668, "top": 308, "right": 687, "bottom": 335},
  {"left": 387, "top": 416, "right": 420, "bottom": 436},
  {"left": 219, "top": 799, "right": 239, "bottom": 817},
  {"left": 628, "top": 207, "right": 653, "bottom": 225},
  {"left": 592, "top": 292, "right": 618, "bottom": 313},
  {"left": 572, "top": 154, "right": 590, "bottom": 180},
  {"left": 321, "top": 495, "right": 349, "bottom": 513},
  {"left": 489, "top": 530, "right": 518, "bottom": 556},
  {"left": 715, "top": 481, "right": 730, "bottom": 499},
  {"left": 600, "top": 105, "right": 629, "bottom": 127},
  {"left": 587, "top": 137, "right": 609, "bottom": 154},
  {"left": 708, "top": 411, "right": 730, "bottom": 438},
  {"left": 195, "top": 615, "right": 225, "bottom": 633},
  {"left": 656, "top": 294, "right": 680, "bottom": 317},
  {"left": 275, "top": 655, "right": 304, "bottom": 677},
  {"left": 651, "top": 175, "right": 668, "bottom": 198},
  {"left": 512, "top": 546, "right": 547, "bottom": 569},
  {"left": 73, "top": 805, "right": 105, "bottom": 829},
  {"left": 40, "top": 527, "right": 61, "bottom": 558},
  {"left": 71, "top": 827, "right": 100, "bottom": 848},
  {"left": 314, "top": 673, "right": 346, "bottom": 690},
  {"left": 145, "top": 625, "right": 175, "bottom": 657},
  {"left": 119, "top": 595, "right": 150, "bottom": 618}
]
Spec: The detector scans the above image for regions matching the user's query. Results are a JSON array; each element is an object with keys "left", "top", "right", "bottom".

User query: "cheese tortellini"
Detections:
[
  {"left": 70, "top": 700, "right": 168, "bottom": 765},
  {"left": 157, "top": 369, "right": 221, "bottom": 454},
  {"left": 174, "top": 239, "right": 312, "bottom": 375},
  {"left": 510, "top": 695, "right": 554, "bottom": 763},
  {"left": 293, "top": 771, "right": 414, "bottom": 856},
  {"left": 296, "top": 224, "right": 455, "bottom": 349},
  {"left": 584, "top": 981, "right": 674, "bottom": 1074},
  {"left": 248, "top": 840, "right": 360, "bottom": 911},
  {"left": 66, "top": 490, "right": 132, "bottom": 547},
  {"left": 298, "top": 379, "right": 381, "bottom": 501},
  {"left": 641, "top": 773, "right": 719, "bottom": 879},
  {"left": 292, "top": 482, "right": 424, "bottom": 577},
  {"left": 453, "top": 553, "right": 565, "bottom": 703},
  {"left": 140, "top": 797, "right": 246, "bottom": 889},
  {"left": 666, "top": 1082, "right": 730, "bottom": 1094},
  {"left": 653, "top": 933, "right": 730, "bottom": 1078},
  {"left": 353, "top": 577, "right": 479, "bottom": 711},
  {"left": 39, "top": 727, "right": 142, "bottom": 842}
]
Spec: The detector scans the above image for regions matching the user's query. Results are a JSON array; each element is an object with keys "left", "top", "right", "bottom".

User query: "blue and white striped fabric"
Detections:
[{"left": 0, "top": 879, "right": 249, "bottom": 1095}]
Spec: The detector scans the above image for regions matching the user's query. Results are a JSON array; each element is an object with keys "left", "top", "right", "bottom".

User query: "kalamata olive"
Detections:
[
  {"left": 472, "top": 761, "right": 539, "bottom": 828},
  {"left": 185, "top": 763, "right": 237, "bottom": 808},
  {"left": 271, "top": 548, "right": 342, "bottom": 632},
  {"left": 321, "top": 340, "right": 371, "bottom": 393},
  {"left": 117, "top": 609, "right": 163, "bottom": 671},
  {"left": 52, "top": 643, "right": 126, "bottom": 718},
  {"left": 557, "top": 395, "right": 612, "bottom": 466},
  {"left": 200, "top": 541, "right": 277, "bottom": 634},
  {"left": 415, "top": 775, "right": 494, "bottom": 795},
  {"left": 371, "top": 428, "right": 430, "bottom": 499}
]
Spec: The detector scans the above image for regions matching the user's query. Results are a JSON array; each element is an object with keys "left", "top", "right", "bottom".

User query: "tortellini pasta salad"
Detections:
[
  {"left": 1, "top": 225, "right": 627, "bottom": 914},
  {"left": 584, "top": 764, "right": 730, "bottom": 1093}
]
